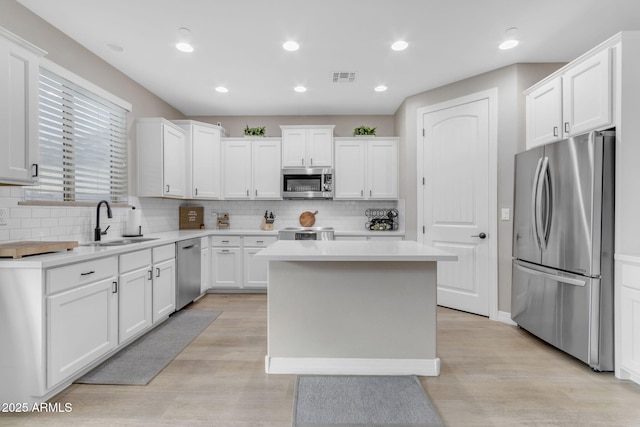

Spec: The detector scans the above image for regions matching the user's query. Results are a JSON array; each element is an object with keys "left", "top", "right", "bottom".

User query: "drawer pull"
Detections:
[
  {"left": 221, "top": 249, "right": 230, "bottom": 253},
  {"left": 156, "top": 267, "right": 160, "bottom": 278},
  {"left": 256, "top": 240, "right": 264, "bottom": 244},
  {"left": 148, "top": 270, "right": 153, "bottom": 280},
  {"left": 112, "top": 281, "right": 118, "bottom": 293},
  {"left": 80, "top": 270, "right": 95, "bottom": 276},
  {"left": 222, "top": 240, "right": 229, "bottom": 243}
]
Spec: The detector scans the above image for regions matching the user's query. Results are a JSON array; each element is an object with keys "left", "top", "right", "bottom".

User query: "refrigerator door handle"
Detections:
[
  {"left": 516, "top": 263, "right": 587, "bottom": 287},
  {"left": 531, "top": 157, "right": 544, "bottom": 250},
  {"left": 540, "top": 157, "right": 552, "bottom": 248},
  {"left": 535, "top": 157, "right": 549, "bottom": 251}
]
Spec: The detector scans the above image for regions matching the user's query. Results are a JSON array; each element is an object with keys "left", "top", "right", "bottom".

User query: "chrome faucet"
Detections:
[{"left": 94, "top": 200, "right": 113, "bottom": 241}]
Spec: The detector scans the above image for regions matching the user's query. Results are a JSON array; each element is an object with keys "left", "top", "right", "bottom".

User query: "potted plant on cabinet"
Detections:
[
  {"left": 353, "top": 125, "right": 376, "bottom": 136},
  {"left": 244, "top": 125, "right": 266, "bottom": 137}
]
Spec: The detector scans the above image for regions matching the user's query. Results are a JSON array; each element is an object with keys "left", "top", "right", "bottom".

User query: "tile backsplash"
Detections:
[{"left": 0, "top": 186, "right": 404, "bottom": 243}]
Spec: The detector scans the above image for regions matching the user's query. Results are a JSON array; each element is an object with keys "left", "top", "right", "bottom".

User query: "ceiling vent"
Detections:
[{"left": 332, "top": 72, "right": 356, "bottom": 83}]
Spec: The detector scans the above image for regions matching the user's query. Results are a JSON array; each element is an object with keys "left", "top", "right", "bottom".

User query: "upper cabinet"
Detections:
[
  {"left": 222, "top": 138, "right": 282, "bottom": 200},
  {"left": 0, "top": 28, "right": 46, "bottom": 185},
  {"left": 525, "top": 44, "right": 613, "bottom": 148},
  {"left": 334, "top": 138, "right": 398, "bottom": 200},
  {"left": 137, "top": 118, "right": 186, "bottom": 198},
  {"left": 174, "top": 120, "right": 226, "bottom": 200},
  {"left": 281, "top": 125, "right": 334, "bottom": 168}
]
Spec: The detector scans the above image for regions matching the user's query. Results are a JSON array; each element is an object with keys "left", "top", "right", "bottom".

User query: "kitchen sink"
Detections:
[{"left": 80, "top": 237, "right": 159, "bottom": 247}]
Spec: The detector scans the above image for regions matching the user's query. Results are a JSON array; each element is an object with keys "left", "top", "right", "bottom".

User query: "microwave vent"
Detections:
[{"left": 332, "top": 72, "right": 356, "bottom": 83}]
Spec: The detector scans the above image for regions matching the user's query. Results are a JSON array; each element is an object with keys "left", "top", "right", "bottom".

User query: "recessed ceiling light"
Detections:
[
  {"left": 391, "top": 40, "right": 408, "bottom": 51},
  {"left": 294, "top": 86, "right": 307, "bottom": 93},
  {"left": 283, "top": 41, "right": 300, "bottom": 51},
  {"left": 176, "top": 42, "right": 194, "bottom": 53},
  {"left": 215, "top": 86, "right": 229, "bottom": 93},
  {"left": 499, "top": 27, "right": 519, "bottom": 50},
  {"left": 374, "top": 85, "right": 388, "bottom": 92},
  {"left": 176, "top": 27, "right": 194, "bottom": 53}
]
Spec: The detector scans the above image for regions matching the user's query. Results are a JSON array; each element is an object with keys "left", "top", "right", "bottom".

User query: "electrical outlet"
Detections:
[{"left": 0, "top": 208, "right": 8, "bottom": 226}]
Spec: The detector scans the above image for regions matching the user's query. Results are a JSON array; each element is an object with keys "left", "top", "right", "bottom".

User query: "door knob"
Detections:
[{"left": 471, "top": 232, "right": 487, "bottom": 239}]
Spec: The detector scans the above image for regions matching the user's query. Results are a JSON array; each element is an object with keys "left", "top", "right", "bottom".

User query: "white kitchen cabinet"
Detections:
[
  {"left": 174, "top": 120, "right": 226, "bottom": 200},
  {"left": 616, "top": 257, "right": 640, "bottom": 385},
  {"left": 281, "top": 125, "right": 334, "bottom": 168},
  {"left": 118, "top": 249, "right": 153, "bottom": 344},
  {"left": 0, "top": 28, "right": 45, "bottom": 185},
  {"left": 335, "top": 234, "right": 404, "bottom": 241},
  {"left": 152, "top": 244, "right": 176, "bottom": 323},
  {"left": 46, "top": 257, "right": 119, "bottom": 388},
  {"left": 525, "top": 46, "right": 613, "bottom": 148},
  {"left": 222, "top": 138, "right": 281, "bottom": 200},
  {"left": 137, "top": 118, "right": 186, "bottom": 198},
  {"left": 201, "top": 237, "right": 210, "bottom": 294},
  {"left": 243, "top": 236, "right": 277, "bottom": 290},
  {"left": 334, "top": 138, "right": 398, "bottom": 200},
  {"left": 211, "top": 247, "right": 242, "bottom": 289},
  {"left": 525, "top": 77, "right": 563, "bottom": 148}
]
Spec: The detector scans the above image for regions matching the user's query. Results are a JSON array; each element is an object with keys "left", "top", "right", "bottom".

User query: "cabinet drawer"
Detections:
[
  {"left": 47, "top": 256, "right": 117, "bottom": 295},
  {"left": 210, "top": 235, "right": 242, "bottom": 246},
  {"left": 119, "top": 249, "right": 152, "bottom": 274},
  {"left": 244, "top": 236, "right": 277, "bottom": 247},
  {"left": 153, "top": 244, "right": 175, "bottom": 263}
]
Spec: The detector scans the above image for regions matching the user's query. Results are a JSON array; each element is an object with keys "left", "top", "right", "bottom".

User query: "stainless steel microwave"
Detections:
[{"left": 282, "top": 168, "right": 333, "bottom": 199}]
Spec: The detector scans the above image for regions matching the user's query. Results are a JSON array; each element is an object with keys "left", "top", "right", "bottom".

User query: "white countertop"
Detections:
[
  {"left": 0, "top": 228, "right": 407, "bottom": 269},
  {"left": 256, "top": 240, "right": 457, "bottom": 262}
]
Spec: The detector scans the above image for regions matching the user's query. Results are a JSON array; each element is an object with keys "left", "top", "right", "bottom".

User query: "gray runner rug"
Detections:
[
  {"left": 76, "top": 310, "right": 221, "bottom": 385},
  {"left": 292, "top": 375, "right": 444, "bottom": 427}
]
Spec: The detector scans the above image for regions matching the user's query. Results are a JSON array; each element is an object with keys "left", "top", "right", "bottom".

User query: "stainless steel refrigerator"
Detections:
[{"left": 511, "top": 130, "right": 614, "bottom": 371}]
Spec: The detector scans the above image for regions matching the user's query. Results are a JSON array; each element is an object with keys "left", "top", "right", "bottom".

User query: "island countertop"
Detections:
[{"left": 256, "top": 240, "right": 457, "bottom": 262}]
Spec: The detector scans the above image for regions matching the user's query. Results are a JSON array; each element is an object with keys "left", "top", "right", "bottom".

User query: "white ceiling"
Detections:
[{"left": 17, "top": 0, "right": 640, "bottom": 116}]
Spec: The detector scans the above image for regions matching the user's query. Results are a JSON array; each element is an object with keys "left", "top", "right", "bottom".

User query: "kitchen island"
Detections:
[{"left": 256, "top": 240, "right": 457, "bottom": 376}]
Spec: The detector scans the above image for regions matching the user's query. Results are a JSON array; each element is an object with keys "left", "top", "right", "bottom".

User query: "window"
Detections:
[{"left": 25, "top": 68, "right": 128, "bottom": 204}]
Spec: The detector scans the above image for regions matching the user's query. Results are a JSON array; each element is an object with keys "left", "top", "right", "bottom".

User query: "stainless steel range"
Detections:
[{"left": 278, "top": 227, "right": 334, "bottom": 240}]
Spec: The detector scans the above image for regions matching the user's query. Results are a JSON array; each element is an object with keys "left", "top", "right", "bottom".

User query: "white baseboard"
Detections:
[
  {"left": 265, "top": 356, "right": 440, "bottom": 376},
  {"left": 497, "top": 311, "right": 517, "bottom": 326}
]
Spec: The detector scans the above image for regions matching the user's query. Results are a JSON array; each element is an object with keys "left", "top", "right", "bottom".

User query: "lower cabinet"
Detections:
[
  {"left": 201, "top": 237, "right": 210, "bottom": 294},
  {"left": 47, "top": 257, "right": 119, "bottom": 388},
  {"left": 617, "top": 257, "right": 640, "bottom": 385},
  {"left": 335, "top": 234, "right": 405, "bottom": 241},
  {"left": 210, "top": 235, "right": 276, "bottom": 290},
  {"left": 118, "top": 249, "right": 153, "bottom": 344},
  {"left": 152, "top": 244, "right": 176, "bottom": 323}
]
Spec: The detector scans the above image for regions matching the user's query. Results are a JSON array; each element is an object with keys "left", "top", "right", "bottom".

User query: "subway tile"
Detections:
[
  {"left": 10, "top": 228, "right": 32, "bottom": 240},
  {"left": 21, "top": 218, "right": 41, "bottom": 229}
]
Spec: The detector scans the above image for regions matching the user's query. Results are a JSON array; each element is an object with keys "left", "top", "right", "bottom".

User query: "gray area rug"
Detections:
[
  {"left": 76, "top": 310, "right": 221, "bottom": 385},
  {"left": 292, "top": 375, "right": 445, "bottom": 427}
]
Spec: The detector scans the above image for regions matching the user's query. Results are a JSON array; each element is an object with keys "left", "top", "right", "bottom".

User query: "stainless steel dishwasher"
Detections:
[{"left": 176, "top": 238, "right": 201, "bottom": 310}]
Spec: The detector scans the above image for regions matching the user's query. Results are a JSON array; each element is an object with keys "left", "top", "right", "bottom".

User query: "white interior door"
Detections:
[{"left": 419, "top": 92, "right": 496, "bottom": 317}]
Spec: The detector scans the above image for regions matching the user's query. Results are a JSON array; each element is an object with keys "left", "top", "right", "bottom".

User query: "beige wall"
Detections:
[
  {"left": 394, "top": 63, "right": 565, "bottom": 313},
  {"left": 0, "top": 1, "right": 186, "bottom": 196},
  {"left": 188, "top": 115, "right": 395, "bottom": 138}
]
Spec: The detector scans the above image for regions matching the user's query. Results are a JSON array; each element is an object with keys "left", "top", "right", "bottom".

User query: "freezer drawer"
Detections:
[{"left": 511, "top": 260, "right": 612, "bottom": 371}]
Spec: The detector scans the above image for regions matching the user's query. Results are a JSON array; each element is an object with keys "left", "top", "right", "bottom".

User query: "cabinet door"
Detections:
[
  {"left": 0, "top": 36, "right": 40, "bottom": 185},
  {"left": 192, "top": 125, "right": 222, "bottom": 199},
  {"left": 244, "top": 247, "right": 268, "bottom": 289},
  {"left": 119, "top": 267, "right": 152, "bottom": 343},
  {"left": 562, "top": 48, "right": 612, "bottom": 137},
  {"left": 201, "top": 247, "right": 210, "bottom": 294},
  {"left": 368, "top": 139, "right": 398, "bottom": 199},
  {"left": 47, "top": 277, "right": 118, "bottom": 387},
  {"left": 152, "top": 258, "right": 175, "bottom": 323},
  {"left": 222, "top": 140, "right": 252, "bottom": 198},
  {"left": 526, "top": 77, "right": 563, "bottom": 148},
  {"left": 282, "top": 128, "right": 306, "bottom": 167},
  {"left": 162, "top": 124, "right": 185, "bottom": 198},
  {"left": 253, "top": 140, "right": 282, "bottom": 199},
  {"left": 307, "top": 128, "right": 333, "bottom": 167},
  {"left": 211, "top": 247, "right": 241, "bottom": 288},
  {"left": 621, "top": 285, "right": 640, "bottom": 377},
  {"left": 334, "top": 140, "right": 366, "bottom": 199}
]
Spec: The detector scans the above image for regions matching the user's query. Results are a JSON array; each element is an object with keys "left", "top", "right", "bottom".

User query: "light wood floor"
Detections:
[{"left": 4, "top": 293, "right": 640, "bottom": 426}]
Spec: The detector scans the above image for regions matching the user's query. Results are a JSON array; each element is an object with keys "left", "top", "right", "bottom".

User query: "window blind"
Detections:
[{"left": 26, "top": 69, "right": 128, "bottom": 203}]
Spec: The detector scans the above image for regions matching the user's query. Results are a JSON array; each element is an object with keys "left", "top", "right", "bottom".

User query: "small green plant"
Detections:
[
  {"left": 353, "top": 126, "right": 376, "bottom": 136},
  {"left": 244, "top": 125, "right": 266, "bottom": 136}
]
